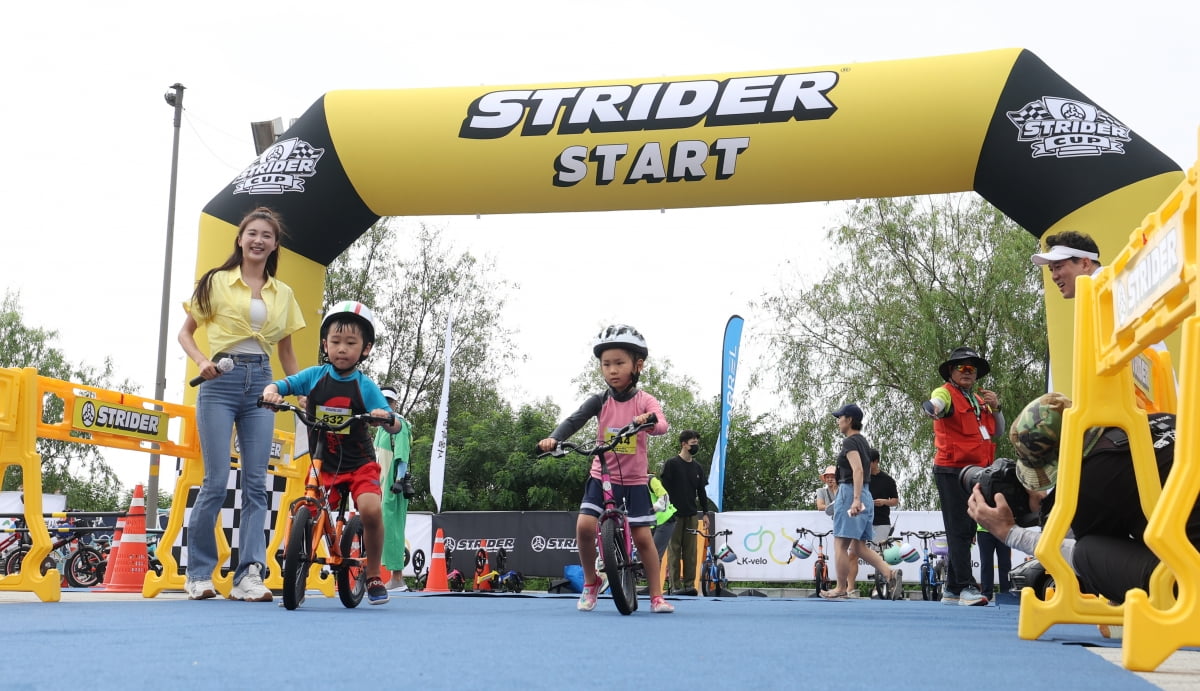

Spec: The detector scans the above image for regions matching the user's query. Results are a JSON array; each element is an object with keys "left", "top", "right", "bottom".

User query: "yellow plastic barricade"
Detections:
[
  {"left": 1018, "top": 133, "right": 1199, "bottom": 671},
  {"left": 0, "top": 368, "right": 199, "bottom": 602}
]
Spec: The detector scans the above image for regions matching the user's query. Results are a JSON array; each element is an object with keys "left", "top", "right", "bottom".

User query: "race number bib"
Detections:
[
  {"left": 316, "top": 405, "right": 352, "bottom": 434},
  {"left": 605, "top": 427, "right": 638, "bottom": 455}
]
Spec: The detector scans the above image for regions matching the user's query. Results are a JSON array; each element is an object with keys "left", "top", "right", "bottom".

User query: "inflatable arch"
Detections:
[{"left": 186, "top": 47, "right": 1184, "bottom": 396}]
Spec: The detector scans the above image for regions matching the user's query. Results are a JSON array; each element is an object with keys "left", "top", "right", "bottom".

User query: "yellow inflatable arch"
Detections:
[{"left": 187, "top": 47, "right": 1183, "bottom": 394}]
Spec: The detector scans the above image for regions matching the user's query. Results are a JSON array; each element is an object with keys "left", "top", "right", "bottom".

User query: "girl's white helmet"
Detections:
[{"left": 592, "top": 324, "right": 648, "bottom": 359}]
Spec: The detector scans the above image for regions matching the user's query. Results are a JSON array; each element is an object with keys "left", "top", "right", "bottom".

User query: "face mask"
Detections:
[{"left": 688, "top": 443, "right": 699, "bottom": 454}]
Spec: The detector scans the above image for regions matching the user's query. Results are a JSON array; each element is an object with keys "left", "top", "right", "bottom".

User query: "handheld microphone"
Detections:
[{"left": 189, "top": 357, "right": 234, "bottom": 387}]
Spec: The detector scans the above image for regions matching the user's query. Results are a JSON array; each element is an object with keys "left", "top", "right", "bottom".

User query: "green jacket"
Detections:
[{"left": 649, "top": 475, "right": 677, "bottom": 526}]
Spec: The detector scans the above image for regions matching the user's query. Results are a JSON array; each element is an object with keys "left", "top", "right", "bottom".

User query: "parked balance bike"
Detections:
[
  {"left": 789, "top": 528, "right": 834, "bottom": 597},
  {"left": 901, "top": 530, "right": 948, "bottom": 601},
  {"left": 689, "top": 523, "right": 738, "bottom": 597}
]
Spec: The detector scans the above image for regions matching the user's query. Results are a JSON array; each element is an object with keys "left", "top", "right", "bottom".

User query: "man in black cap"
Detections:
[{"left": 920, "top": 347, "right": 1004, "bottom": 606}]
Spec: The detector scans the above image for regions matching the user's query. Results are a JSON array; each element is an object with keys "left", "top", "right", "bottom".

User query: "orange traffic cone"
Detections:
[
  {"left": 101, "top": 485, "right": 151, "bottom": 593},
  {"left": 426, "top": 528, "right": 450, "bottom": 593},
  {"left": 95, "top": 515, "right": 125, "bottom": 589}
]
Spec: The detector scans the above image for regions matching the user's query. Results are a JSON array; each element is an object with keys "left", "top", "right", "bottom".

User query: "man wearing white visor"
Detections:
[{"left": 1030, "top": 231, "right": 1101, "bottom": 299}]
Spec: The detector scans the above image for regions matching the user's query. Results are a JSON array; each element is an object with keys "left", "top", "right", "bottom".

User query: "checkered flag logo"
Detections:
[
  {"left": 1005, "top": 95, "right": 1130, "bottom": 159},
  {"left": 291, "top": 141, "right": 320, "bottom": 159},
  {"left": 1006, "top": 101, "right": 1050, "bottom": 126},
  {"left": 233, "top": 137, "right": 325, "bottom": 195}
]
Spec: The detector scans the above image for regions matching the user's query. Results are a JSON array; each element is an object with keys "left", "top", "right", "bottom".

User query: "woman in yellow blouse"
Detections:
[{"left": 178, "top": 207, "right": 305, "bottom": 603}]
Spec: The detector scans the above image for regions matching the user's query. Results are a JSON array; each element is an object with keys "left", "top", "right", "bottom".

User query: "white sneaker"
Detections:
[
  {"left": 229, "top": 564, "right": 273, "bottom": 602},
  {"left": 185, "top": 579, "right": 216, "bottom": 600}
]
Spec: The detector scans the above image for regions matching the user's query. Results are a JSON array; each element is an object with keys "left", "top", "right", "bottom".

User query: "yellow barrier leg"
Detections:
[
  {"left": 1123, "top": 315, "right": 1200, "bottom": 670},
  {"left": 1018, "top": 277, "right": 1152, "bottom": 638}
]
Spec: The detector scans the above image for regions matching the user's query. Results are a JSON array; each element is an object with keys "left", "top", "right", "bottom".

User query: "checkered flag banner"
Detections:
[{"left": 172, "top": 458, "right": 288, "bottom": 576}]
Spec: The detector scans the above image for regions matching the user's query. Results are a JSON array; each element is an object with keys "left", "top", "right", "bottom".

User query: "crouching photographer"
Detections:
[{"left": 966, "top": 392, "right": 1200, "bottom": 604}]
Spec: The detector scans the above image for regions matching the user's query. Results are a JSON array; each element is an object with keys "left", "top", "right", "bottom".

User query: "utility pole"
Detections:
[{"left": 148, "top": 82, "right": 185, "bottom": 526}]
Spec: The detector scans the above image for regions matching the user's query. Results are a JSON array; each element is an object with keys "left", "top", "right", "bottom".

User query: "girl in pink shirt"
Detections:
[{"left": 538, "top": 325, "right": 672, "bottom": 613}]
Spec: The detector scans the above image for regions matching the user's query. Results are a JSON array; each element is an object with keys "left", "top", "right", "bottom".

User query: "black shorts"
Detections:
[{"left": 579, "top": 477, "right": 655, "bottom": 527}]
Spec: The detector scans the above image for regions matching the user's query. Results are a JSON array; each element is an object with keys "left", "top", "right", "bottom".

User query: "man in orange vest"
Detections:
[{"left": 921, "top": 347, "right": 1004, "bottom": 606}]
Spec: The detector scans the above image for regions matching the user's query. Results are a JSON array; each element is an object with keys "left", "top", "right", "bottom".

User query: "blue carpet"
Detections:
[{"left": 0, "top": 592, "right": 1159, "bottom": 690}]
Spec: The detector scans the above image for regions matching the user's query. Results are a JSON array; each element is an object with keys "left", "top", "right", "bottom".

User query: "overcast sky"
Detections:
[{"left": 2, "top": 1, "right": 1197, "bottom": 488}]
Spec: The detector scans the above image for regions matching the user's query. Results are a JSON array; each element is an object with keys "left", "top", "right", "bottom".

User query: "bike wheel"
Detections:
[
  {"left": 716, "top": 564, "right": 727, "bottom": 596},
  {"left": 700, "top": 560, "right": 713, "bottom": 597},
  {"left": 66, "top": 546, "right": 105, "bottom": 588},
  {"left": 282, "top": 510, "right": 313, "bottom": 610},
  {"left": 920, "top": 563, "right": 933, "bottom": 601},
  {"left": 4, "top": 548, "right": 55, "bottom": 577},
  {"left": 413, "top": 549, "right": 426, "bottom": 575},
  {"left": 337, "top": 515, "right": 366, "bottom": 608},
  {"left": 815, "top": 560, "right": 829, "bottom": 595},
  {"left": 600, "top": 518, "right": 637, "bottom": 615},
  {"left": 933, "top": 561, "right": 946, "bottom": 600}
]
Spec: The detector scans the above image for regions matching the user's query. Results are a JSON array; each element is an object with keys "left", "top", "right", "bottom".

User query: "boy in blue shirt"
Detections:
[{"left": 261, "top": 300, "right": 399, "bottom": 604}]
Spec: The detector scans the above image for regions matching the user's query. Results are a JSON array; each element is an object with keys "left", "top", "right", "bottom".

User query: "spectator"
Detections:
[
  {"left": 815, "top": 466, "right": 838, "bottom": 517},
  {"left": 824, "top": 404, "right": 902, "bottom": 600},
  {"left": 975, "top": 523, "right": 1011, "bottom": 597},
  {"left": 660, "top": 430, "right": 710, "bottom": 596},
  {"left": 920, "top": 347, "right": 1003, "bottom": 606},
  {"left": 868, "top": 448, "right": 898, "bottom": 544},
  {"left": 375, "top": 385, "right": 414, "bottom": 591}
]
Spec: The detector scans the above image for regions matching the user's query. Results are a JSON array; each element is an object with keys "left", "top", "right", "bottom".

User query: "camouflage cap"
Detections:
[{"left": 1009, "top": 393, "right": 1072, "bottom": 491}]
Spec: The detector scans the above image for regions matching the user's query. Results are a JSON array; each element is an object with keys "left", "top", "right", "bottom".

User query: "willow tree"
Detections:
[{"left": 762, "top": 194, "right": 1048, "bottom": 509}]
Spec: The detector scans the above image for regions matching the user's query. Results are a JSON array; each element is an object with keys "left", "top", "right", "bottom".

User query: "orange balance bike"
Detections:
[{"left": 258, "top": 398, "right": 394, "bottom": 610}]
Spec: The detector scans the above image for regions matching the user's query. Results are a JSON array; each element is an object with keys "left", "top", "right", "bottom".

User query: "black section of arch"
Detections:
[
  {"left": 973, "top": 50, "right": 1180, "bottom": 239},
  {"left": 202, "top": 95, "right": 379, "bottom": 266}
]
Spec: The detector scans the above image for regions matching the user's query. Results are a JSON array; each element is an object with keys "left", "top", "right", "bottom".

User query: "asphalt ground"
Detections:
[{"left": 1, "top": 589, "right": 1198, "bottom": 690}]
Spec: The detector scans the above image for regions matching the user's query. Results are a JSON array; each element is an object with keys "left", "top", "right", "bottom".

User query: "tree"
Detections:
[
  {"left": 761, "top": 194, "right": 1048, "bottom": 509},
  {"left": 0, "top": 291, "right": 131, "bottom": 509},
  {"left": 324, "top": 220, "right": 517, "bottom": 418},
  {"left": 324, "top": 219, "right": 530, "bottom": 510}
]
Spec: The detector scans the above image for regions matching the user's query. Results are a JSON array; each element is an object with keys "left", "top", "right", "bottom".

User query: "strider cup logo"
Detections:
[
  {"left": 232, "top": 137, "right": 325, "bottom": 195},
  {"left": 1006, "top": 96, "right": 1130, "bottom": 159}
]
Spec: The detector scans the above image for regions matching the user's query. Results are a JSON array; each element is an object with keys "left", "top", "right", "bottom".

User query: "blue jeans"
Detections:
[{"left": 188, "top": 353, "right": 274, "bottom": 584}]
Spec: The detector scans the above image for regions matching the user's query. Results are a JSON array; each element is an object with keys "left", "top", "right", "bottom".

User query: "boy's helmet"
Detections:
[
  {"left": 592, "top": 324, "right": 648, "bottom": 359},
  {"left": 899, "top": 542, "right": 921, "bottom": 563},
  {"left": 322, "top": 301, "right": 376, "bottom": 344}
]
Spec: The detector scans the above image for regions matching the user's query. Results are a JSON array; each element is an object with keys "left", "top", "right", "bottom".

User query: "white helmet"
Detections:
[
  {"left": 592, "top": 324, "right": 648, "bottom": 359},
  {"left": 322, "top": 300, "right": 377, "bottom": 344}
]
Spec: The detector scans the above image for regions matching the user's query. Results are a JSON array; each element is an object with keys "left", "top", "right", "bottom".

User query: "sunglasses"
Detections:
[{"left": 954, "top": 364, "right": 977, "bottom": 374}]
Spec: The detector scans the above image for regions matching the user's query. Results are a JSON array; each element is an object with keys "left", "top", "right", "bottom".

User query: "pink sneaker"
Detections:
[
  {"left": 577, "top": 580, "right": 601, "bottom": 611},
  {"left": 651, "top": 595, "right": 675, "bottom": 613}
]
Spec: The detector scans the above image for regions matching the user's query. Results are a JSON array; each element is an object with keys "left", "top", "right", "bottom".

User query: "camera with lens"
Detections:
[
  {"left": 959, "top": 458, "right": 1039, "bottom": 527},
  {"left": 390, "top": 472, "right": 416, "bottom": 499}
]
